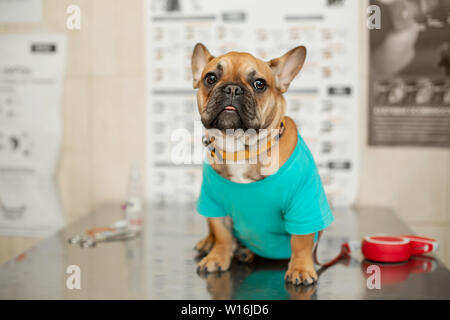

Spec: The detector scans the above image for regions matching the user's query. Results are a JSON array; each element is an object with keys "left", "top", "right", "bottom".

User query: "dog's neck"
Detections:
[{"left": 204, "top": 118, "right": 288, "bottom": 183}]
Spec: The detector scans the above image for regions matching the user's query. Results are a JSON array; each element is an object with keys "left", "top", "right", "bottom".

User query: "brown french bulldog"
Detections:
[{"left": 191, "top": 43, "right": 320, "bottom": 286}]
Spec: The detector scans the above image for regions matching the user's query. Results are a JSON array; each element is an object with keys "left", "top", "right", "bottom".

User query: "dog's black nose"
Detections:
[{"left": 223, "top": 84, "right": 243, "bottom": 97}]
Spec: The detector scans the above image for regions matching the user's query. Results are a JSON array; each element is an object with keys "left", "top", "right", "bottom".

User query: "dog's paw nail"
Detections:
[
  {"left": 217, "top": 266, "right": 222, "bottom": 272},
  {"left": 295, "top": 278, "right": 300, "bottom": 286}
]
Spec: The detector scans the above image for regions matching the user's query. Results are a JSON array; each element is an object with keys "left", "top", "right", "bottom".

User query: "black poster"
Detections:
[{"left": 369, "top": 0, "right": 450, "bottom": 147}]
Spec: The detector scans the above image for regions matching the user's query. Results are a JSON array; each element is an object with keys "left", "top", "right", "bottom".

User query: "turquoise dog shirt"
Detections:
[{"left": 196, "top": 132, "right": 334, "bottom": 259}]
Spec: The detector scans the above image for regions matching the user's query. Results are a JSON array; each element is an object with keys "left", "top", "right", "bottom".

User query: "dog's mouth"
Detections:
[
  {"left": 202, "top": 92, "right": 259, "bottom": 132},
  {"left": 224, "top": 105, "right": 237, "bottom": 111},
  {"left": 210, "top": 104, "right": 243, "bottom": 131}
]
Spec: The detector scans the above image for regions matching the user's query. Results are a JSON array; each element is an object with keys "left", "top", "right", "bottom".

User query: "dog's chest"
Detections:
[{"left": 227, "top": 164, "right": 254, "bottom": 183}]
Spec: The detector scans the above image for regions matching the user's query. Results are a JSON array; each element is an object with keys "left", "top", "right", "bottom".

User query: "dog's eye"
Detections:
[
  {"left": 253, "top": 79, "right": 266, "bottom": 91},
  {"left": 204, "top": 73, "right": 218, "bottom": 85}
]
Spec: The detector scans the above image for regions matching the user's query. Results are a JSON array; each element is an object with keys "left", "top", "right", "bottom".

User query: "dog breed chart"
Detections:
[{"left": 145, "top": 0, "right": 360, "bottom": 206}]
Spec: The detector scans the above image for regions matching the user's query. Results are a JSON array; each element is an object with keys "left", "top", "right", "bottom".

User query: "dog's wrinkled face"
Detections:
[{"left": 191, "top": 44, "right": 306, "bottom": 133}]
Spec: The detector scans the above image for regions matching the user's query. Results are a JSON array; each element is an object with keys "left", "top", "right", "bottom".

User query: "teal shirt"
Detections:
[{"left": 196, "top": 132, "right": 334, "bottom": 259}]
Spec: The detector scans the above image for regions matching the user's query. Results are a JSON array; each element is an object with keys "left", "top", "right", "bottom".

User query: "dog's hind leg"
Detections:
[
  {"left": 195, "top": 217, "right": 237, "bottom": 256},
  {"left": 197, "top": 216, "right": 234, "bottom": 272},
  {"left": 195, "top": 220, "right": 215, "bottom": 255}
]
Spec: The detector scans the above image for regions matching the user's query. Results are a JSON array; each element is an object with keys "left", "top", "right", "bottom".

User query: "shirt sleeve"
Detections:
[
  {"left": 283, "top": 163, "right": 334, "bottom": 236},
  {"left": 196, "top": 164, "right": 228, "bottom": 218}
]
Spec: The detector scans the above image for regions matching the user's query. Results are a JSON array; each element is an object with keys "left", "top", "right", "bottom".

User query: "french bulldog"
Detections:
[{"left": 191, "top": 43, "right": 328, "bottom": 286}]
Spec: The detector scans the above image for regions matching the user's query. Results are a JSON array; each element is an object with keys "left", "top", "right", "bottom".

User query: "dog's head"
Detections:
[{"left": 191, "top": 43, "right": 306, "bottom": 132}]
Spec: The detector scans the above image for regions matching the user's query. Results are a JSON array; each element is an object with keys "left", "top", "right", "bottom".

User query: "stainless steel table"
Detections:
[{"left": 1, "top": 204, "right": 449, "bottom": 299}]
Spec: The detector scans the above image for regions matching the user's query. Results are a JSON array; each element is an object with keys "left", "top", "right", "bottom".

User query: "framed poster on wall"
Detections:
[{"left": 369, "top": 0, "right": 450, "bottom": 148}]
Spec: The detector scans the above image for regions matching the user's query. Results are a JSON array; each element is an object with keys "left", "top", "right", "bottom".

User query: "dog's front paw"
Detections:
[
  {"left": 197, "top": 247, "right": 232, "bottom": 273},
  {"left": 284, "top": 265, "right": 317, "bottom": 286}
]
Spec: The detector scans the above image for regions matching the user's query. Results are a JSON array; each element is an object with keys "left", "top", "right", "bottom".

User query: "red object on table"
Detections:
[
  {"left": 314, "top": 232, "right": 439, "bottom": 267},
  {"left": 362, "top": 234, "right": 439, "bottom": 263}
]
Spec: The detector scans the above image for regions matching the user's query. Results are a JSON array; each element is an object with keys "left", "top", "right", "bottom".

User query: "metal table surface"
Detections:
[{"left": 1, "top": 204, "right": 449, "bottom": 299}]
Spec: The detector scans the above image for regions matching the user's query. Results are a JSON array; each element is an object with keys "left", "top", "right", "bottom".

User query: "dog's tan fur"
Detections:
[{"left": 192, "top": 43, "right": 317, "bottom": 285}]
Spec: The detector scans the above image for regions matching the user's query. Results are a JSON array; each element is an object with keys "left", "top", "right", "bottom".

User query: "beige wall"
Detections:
[
  {"left": 0, "top": 0, "right": 449, "bottom": 266},
  {"left": 0, "top": 0, "right": 146, "bottom": 263}
]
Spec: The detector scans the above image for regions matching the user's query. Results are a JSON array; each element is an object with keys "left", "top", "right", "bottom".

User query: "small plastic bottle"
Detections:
[{"left": 125, "top": 165, "right": 143, "bottom": 231}]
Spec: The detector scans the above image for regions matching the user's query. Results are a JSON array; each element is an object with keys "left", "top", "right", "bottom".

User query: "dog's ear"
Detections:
[
  {"left": 268, "top": 46, "right": 306, "bottom": 93},
  {"left": 191, "top": 43, "right": 214, "bottom": 89}
]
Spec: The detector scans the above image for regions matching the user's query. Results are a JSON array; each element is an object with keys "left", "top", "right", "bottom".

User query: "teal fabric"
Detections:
[{"left": 196, "top": 132, "right": 334, "bottom": 259}]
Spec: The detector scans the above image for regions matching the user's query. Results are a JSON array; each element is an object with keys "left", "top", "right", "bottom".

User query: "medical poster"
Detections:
[
  {"left": 145, "top": 0, "right": 361, "bottom": 207},
  {"left": 369, "top": 0, "right": 450, "bottom": 148},
  {"left": 0, "top": 0, "right": 41, "bottom": 23},
  {"left": 0, "top": 34, "right": 66, "bottom": 236}
]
